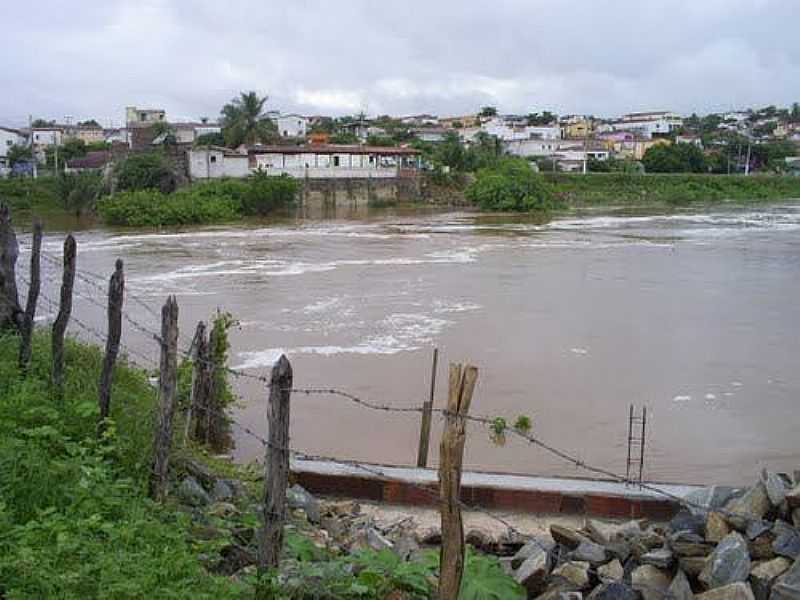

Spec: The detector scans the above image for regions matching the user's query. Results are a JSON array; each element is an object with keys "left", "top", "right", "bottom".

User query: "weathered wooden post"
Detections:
[
  {"left": 19, "top": 220, "right": 42, "bottom": 372},
  {"left": 51, "top": 235, "right": 76, "bottom": 399},
  {"left": 438, "top": 363, "right": 478, "bottom": 600},
  {"left": 98, "top": 259, "right": 124, "bottom": 431},
  {"left": 149, "top": 296, "right": 179, "bottom": 501},
  {"left": 417, "top": 347, "right": 439, "bottom": 468},
  {"left": 185, "top": 321, "right": 209, "bottom": 444},
  {"left": 258, "top": 354, "right": 293, "bottom": 572},
  {"left": 0, "top": 204, "right": 22, "bottom": 332}
]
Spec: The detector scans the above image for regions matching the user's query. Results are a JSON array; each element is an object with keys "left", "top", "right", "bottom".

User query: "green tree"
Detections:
[
  {"left": 195, "top": 132, "right": 226, "bottom": 146},
  {"left": 45, "top": 138, "right": 87, "bottom": 170},
  {"left": 220, "top": 91, "right": 277, "bottom": 147},
  {"left": 79, "top": 119, "right": 101, "bottom": 127},
  {"left": 642, "top": 143, "right": 707, "bottom": 173},
  {"left": 526, "top": 111, "right": 556, "bottom": 126},
  {"left": 114, "top": 151, "right": 176, "bottom": 193},
  {"left": 31, "top": 118, "right": 54, "bottom": 128},
  {"left": 479, "top": 106, "right": 498, "bottom": 117},
  {"left": 465, "top": 157, "right": 558, "bottom": 212},
  {"left": 329, "top": 131, "right": 359, "bottom": 144},
  {"left": 791, "top": 102, "right": 800, "bottom": 123},
  {"left": 150, "top": 121, "right": 176, "bottom": 144},
  {"left": 55, "top": 172, "right": 103, "bottom": 216}
]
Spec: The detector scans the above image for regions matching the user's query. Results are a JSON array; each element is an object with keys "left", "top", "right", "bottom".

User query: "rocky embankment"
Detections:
[{"left": 175, "top": 458, "right": 800, "bottom": 599}]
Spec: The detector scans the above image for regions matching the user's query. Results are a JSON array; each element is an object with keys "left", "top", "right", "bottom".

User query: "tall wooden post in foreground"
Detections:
[
  {"left": 149, "top": 296, "right": 179, "bottom": 501},
  {"left": 438, "top": 363, "right": 478, "bottom": 600},
  {"left": 417, "top": 347, "right": 438, "bottom": 468},
  {"left": 19, "top": 221, "right": 42, "bottom": 372},
  {"left": 0, "top": 204, "right": 21, "bottom": 331},
  {"left": 259, "top": 354, "right": 293, "bottom": 572},
  {"left": 52, "top": 235, "right": 76, "bottom": 399},
  {"left": 98, "top": 259, "right": 124, "bottom": 430}
]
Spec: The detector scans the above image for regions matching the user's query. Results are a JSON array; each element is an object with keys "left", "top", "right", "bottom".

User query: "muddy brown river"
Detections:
[{"left": 20, "top": 203, "right": 800, "bottom": 485}]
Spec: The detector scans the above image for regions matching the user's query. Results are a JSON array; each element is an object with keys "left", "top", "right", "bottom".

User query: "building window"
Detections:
[
  {"left": 210, "top": 155, "right": 217, "bottom": 163},
  {"left": 333, "top": 156, "right": 340, "bottom": 167}
]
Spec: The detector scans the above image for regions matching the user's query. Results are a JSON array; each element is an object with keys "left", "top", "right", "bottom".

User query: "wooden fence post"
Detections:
[
  {"left": 149, "top": 295, "right": 179, "bottom": 501},
  {"left": 438, "top": 362, "right": 478, "bottom": 600},
  {"left": 183, "top": 321, "right": 207, "bottom": 444},
  {"left": 417, "top": 347, "right": 438, "bottom": 468},
  {"left": 259, "top": 354, "right": 293, "bottom": 572},
  {"left": 98, "top": 259, "right": 124, "bottom": 430},
  {"left": 0, "top": 204, "right": 22, "bottom": 332},
  {"left": 52, "top": 235, "right": 76, "bottom": 399},
  {"left": 19, "top": 220, "right": 42, "bottom": 372}
]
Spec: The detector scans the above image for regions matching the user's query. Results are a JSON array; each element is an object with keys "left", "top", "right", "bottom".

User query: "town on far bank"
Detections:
[{"left": 2, "top": 93, "right": 800, "bottom": 225}]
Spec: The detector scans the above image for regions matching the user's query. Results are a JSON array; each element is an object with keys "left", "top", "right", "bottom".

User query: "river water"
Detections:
[{"left": 22, "top": 203, "right": 800, "bottom": 485}]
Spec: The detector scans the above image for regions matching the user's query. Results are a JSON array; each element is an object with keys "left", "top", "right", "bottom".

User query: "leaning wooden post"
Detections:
[
  {"left": 51, "top": 235, "right": 76, "bottom": 399},
  {"left": 98, "top": 259, "right": 124, "bottom": 431},
  {"left": 19, "top": 220, "right": 42, "bottom": 372},
  {"left": 184, "top": 321, "right": 207, "bottom": 444},
  {"left": 149, "top": 296, "right": 179, "bottom": 501},
  {"left": 438, "top": 362, "right": 478, "bottom": 600},
  {"left": 0, "top": 204, "right": 22, "bottom": 332},
  {"left": 258, "top": 354, "right": 293, "bottom": 572},
  {"left": 417, "top": 347, "right": 439, "bottom": 468}
]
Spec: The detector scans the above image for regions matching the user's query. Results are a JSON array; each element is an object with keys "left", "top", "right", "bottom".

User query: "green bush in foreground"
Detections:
[
  {"left": 465, "top": 158, "right": 560, "bottom": 212},
  {"left": 0, "top": 332, "right": 244, "bottom": 598}
]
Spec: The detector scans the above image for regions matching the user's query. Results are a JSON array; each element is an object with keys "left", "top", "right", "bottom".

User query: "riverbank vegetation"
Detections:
[
  {"left": 0, "top": 329, "right": 523, "bottom": 598},
  {"left": 543, "top": 172, "right": 800, "bottom": 206},
  {"left": 465, "top": 158, "right": 560, "bottom": 212}
]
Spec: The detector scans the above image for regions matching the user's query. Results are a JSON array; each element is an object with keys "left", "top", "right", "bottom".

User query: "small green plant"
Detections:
[
  {"left": 460, "top": 549, "right": 525, "bottom": 599},
  {"left": 513, "top": 415, "right": 532, "bottom": 434},
  {"left": 489, "top": 417, "right": 507, "bottom": 446}
]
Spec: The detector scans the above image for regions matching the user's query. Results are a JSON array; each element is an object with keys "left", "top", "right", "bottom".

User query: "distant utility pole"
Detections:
[{"left": 744, "top": 143, "right": 752, "bottom": 176}]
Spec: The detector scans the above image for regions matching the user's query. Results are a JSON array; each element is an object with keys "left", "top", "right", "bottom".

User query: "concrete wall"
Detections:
[{"left": 296, "top": 176, "right": 422, "bottom": 218}]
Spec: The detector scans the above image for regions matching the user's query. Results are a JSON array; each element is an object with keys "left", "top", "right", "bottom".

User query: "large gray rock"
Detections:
[
  {"left": 641, "top": 547, "right": 674, "bottom": 569},
  {"left": 699, "top": 532, "right": 751, "bottom": 589},
  {"left": 750, "top": 557, "right": 791, "bottom": 600},
  {"left": 586, "top": 582, "right": 637, "bottom": 600},
  {"left": 680, "top": 556, "right": 709, "bottom": 578},
  {"left": 695, "top": 582, "right": 755, "bottom": 599},
  {"left": 773, "top": 522, "right": 800, "bottom": 560},
  {"left": 631, "top": 564, "right": 671, "bottom": 600},
  {"left": 671, "top": 510, "right": 706, "bottom": 536},
  {"left": 668, "top": 569, "right": 695, "bottom": 600},
  {"left": 706, "top": 511, "right": 731, "bottom": 543},
  {"left": 725, "top": 482, "right": 772, "bottom": 530},
  {"left": 211, "top": 479, "right": 234, "bottom": 502},
  {"left": 550, "top": 525, "right": 589, "bottom": 549},
  {"left": 365, "top": 528, "right": 393, "bottom": 552},
  {"left": 569, "top": 540, "right": 609, "bottom": 566},
  {"left": 685, "top": 486, "right": 743, "bottom": 516},
  {"left": 514, "top": 547, "right": 550, "bottom": 594},
  {"left": 512, "top": 537, "right": 553, "bottom": 569},
  {"left": 177, "top": 476, "right": 211, "bottom": 507},
  {"left": 286, "top": 484, "right": 320, "bottom": 523},
  {"left": 765, "top": 472, "right": 789, "bottom": 506},
  {"left": 786, "top": 484, "right": 800, "bottom": 510},
  {"left": 597, "top": 558, "right": 624, "bottom": 582},
  {"left": 772, "top": 558, "right": 800, "bottom": 599},
  {"left": 551, "top": 560, "right": 590, "bottom": 590}
]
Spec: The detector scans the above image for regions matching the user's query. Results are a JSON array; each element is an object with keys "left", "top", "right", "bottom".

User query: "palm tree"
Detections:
[{"left": 220, "top": 91, "right": 277, "bottom": 147}]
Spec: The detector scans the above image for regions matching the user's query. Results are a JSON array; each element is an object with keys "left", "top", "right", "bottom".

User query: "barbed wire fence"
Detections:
[{"left": 4, "top": 216, "right": 764, "bottom": 599}]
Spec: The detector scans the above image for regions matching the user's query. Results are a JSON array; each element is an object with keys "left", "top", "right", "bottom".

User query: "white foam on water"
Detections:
[
  {"left": 233, "top": 348, "right": 286, "bottom": 370},
  {"left": 302, "top": 297, "right": 342, "bottom": 314},
  {"left": 673, "top": 395, "right": 692, "bottom": 402},
  {"left": 432, "top": 300, "right": 482, "bottom": 314},
  {"left": 731, "top": 381, "right": 743, "bottom": 387},
  {"left": 705, "top": 393, "right": 717, "bottom": 400},
  {"left": 570, "top": 347, "right": 589, "bottom": 355}
]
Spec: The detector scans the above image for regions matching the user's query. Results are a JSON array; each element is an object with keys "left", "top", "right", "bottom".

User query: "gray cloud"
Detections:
[{"left": 1, "top": 0, "right": 798, "bottom": 126}]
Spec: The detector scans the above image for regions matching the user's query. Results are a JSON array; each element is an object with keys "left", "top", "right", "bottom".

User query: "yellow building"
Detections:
[
  {"left": 561, "top": 118, "right": 594, "bottom": 139},
  {"left": 613, "top": 137, "right": 671, "bottom": 160},
  {"left": 440, "top": 114, "right": 480, "bottom": 129}
]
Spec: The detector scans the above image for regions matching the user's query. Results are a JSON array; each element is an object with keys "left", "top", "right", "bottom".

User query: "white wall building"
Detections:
[
  {"left": 31, "top": 127, "right": 63, "bottom": 147},
  {"left": 609, "top": 111, "right": 683, "bottom": 138},
  {"left": 188, "top": 147, "right": 250, "bottom": 180},
  {"left": 126, "top": 106, "right": 166, "bottom": 127},
  {"left": 0, "top": 127, "right": 26, "bottom": 166},
  {"left": 504, "top": 138, "right": 559, "bottom": 158},
  {"left": 249, "top": 144, "right": 420, "bottom": 179},
  {"left": 272, "top": 114, "right": 308, "bottom": 138}
]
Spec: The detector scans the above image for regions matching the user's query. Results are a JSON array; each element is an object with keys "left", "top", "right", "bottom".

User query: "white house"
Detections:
[
  {"left": 504, "top": 138, "right": 559, "bottom": 158},
  {"left": 412, "top": 128, "right": 448, "bottom": 143},
  {"left": 31, "top": 127, "right": 63, "bottom": 147},
  {"left": 272, "top": 114, "right": 308, "bottom": 138},
  {"left": 187, "top": 147, "right": 250, "bottom": 180},
  {"left": 609, "top": 111, "right": 683, "bottom": 139},
  {"left": 248, "top": 144, "right": 420, "bottom": 179},
  {"left": 0, "top": 127, "right": 26, "bottom": 167}
]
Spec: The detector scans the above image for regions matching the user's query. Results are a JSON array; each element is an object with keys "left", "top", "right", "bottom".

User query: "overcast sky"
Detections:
[{"left": 2, "top": 0, "right": 799, "bottom": 126}]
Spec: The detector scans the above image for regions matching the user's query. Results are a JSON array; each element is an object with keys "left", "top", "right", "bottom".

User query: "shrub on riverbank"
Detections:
[
  {"left": 465, "top": 158, "right": 560, "bottom": 212},
  {"left": 0, "top": 177, "right": 60, "bottom": 213},
  {"left": 97, "top": 173, "right": 300, "bottom": 226},
  {"left": 543, "top": 172, "right": 800, "bottom": 206}
]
